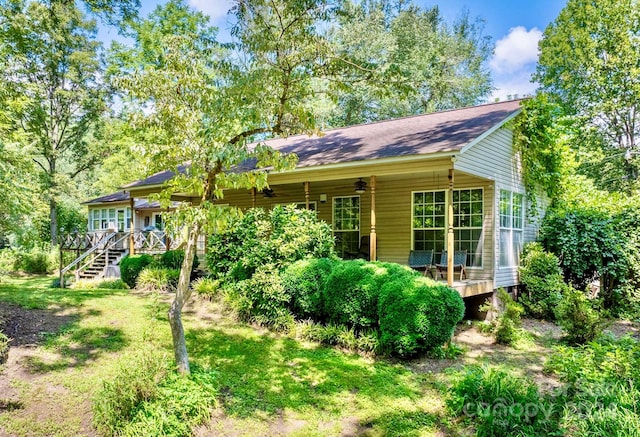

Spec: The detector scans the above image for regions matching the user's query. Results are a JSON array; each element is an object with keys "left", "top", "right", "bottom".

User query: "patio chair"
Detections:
[
  {"left": 435, "top": 250, "right": 468, "bottom": 280},
  {"left": 408, "top": 249, "right": 434, "bottom": 277},
  {"left": 357, "top": 235, "right": 371, "bottom": 260}
]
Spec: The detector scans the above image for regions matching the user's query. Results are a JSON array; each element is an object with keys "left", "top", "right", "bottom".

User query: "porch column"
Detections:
[
  {"left": 129, "top": 194, "right": 135, "bottom": 255},
  {"left": 370, "top": 175, "right": 377, "bottom": 261},
  {"left": 447, "top": 168, "right": 454, "bottom": 286},
  {"left": 304, "top": 181, "right": 310, "bottom": 209}
]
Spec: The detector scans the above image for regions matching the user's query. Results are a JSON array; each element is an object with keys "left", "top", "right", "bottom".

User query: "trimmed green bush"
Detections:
[
  {"left": 120, "top": 254, "right": 154, "bottom": 288},
  {"left": 281, "top": 258, "right": 337, "bottom": 319},
  {"left": 378, "top": 275, "right": 465, "bottom": 357},
  {"left": 518, "top": 242, "right": 565, "bottom": 320},
  {"left": 555, "top": 287, "right": 607, "bottom": 344}
]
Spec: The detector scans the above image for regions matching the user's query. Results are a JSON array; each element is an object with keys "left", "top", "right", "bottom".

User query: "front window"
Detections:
[
  {"left": 333, "top": 196, "right": 360, "bottom": 258},
  {"left": 412, "top": 189, "right": 483, "bottom": 267},
  {"left": 89, "top": 207, "right": 132, "bottom": 231},
  {"left": 499, "top": 190, "right": 524, "bottom": 267}
]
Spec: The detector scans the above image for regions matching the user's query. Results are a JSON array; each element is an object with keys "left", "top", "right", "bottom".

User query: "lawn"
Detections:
[{"left": 0, "top": 275, "right": 638, "bottom": 436}]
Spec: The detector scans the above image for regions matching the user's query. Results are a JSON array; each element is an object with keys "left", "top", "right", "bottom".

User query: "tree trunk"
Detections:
[
  {"left": 168, "top": 221, "right": 200, "bottom": 374},
  {"left": 49, "top": 198, "right": 58, "bottom": 245}
]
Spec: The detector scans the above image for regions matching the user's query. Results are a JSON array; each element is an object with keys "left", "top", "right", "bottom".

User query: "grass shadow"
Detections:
[
  {"left": 187, "top": 327, "right": 434, "bottom": 421},
  {"left": 22, "top": 325, "right": 128, "bottom": 373}
]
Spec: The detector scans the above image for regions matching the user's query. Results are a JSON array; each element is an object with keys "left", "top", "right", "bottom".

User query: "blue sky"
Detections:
[{"left": 99, "top": 0, "right": 567, "bottom": 101}]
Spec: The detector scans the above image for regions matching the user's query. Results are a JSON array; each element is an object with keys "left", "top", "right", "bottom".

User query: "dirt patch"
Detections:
[{"left": 0, "top": 303, "right": 76, "bottom": 347}]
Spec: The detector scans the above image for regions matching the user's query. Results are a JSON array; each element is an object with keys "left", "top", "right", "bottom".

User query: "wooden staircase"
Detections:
[{"left": 77, "top": 248, "right": 127, "bottom": 280}]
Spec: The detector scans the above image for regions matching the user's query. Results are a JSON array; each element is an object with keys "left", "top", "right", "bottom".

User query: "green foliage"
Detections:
[
  {"left": 295, "top": 320, "right": 379, "bottom": 352},
  {"left": 120, "top": 254, "right": 154, "bottom": 288},
  {"left": 448, "top": 366, "right": 560, "bottom": 436},
  {"left": 545, "top": 336, "right": 640, "bottom": 436},
  {"left": 518, "top": 242, "right": 565, "bottom": 320},
  {"left": 323, "top": 260, "right": 386, "bottom": 329},
  {"left": 512, "top": 94, "right": 568, "bottom": 208},
  {"left": 206, "top": 206, "right": 334, "bottom": 279},
  {"left": 136, "top": 267, "right": 180, "bottom": 292},
  {"left": 493, "top": 289, "right": 523, "bottom": 346},
  {"left": 9, "top": 247, "right": 55, "bottom": 274},
  {"left": 378, "top": 272, "right": 465, "bottom": 357},
  {"left": 191, "top": 277, "right": 219, "bottom": 299},
  {"left": 541, "top": 208, "right": 628, "bottom": 307},
  {"left": 281, "top": 258, "right": 337, "bottom": 319},
  {"left": 93, "top": 348, "right": 170, "bottom": 436},
  {"left": 93, "top": 348, "right": 217, "bottom": 437},
  {"left": 0, "top": 331, "right": 8, "bottom": 365},
  {"left": 536, "top": 0, "right": 640, "bottom": 192},
  {"left": 555, "top": 287, "right": 607, "bottom": 344},
  {"left": 327, "top": 0, "right": 492, "bottom": 126},
  {"left": 158, "top": 249, "right": 199, "bottom": 278},
  {"left": 96, "top": 279, "right": 129, "bottom": 290}
]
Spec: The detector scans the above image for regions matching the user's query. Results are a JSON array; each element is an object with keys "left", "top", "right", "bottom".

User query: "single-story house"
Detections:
[{"left": 77, "top": 99, "right": 545, "bottom": 297}]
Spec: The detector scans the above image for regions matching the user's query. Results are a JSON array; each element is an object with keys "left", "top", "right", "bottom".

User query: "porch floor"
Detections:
[{"left": 435, "top": 279, "right": 494, "bottom": 298}]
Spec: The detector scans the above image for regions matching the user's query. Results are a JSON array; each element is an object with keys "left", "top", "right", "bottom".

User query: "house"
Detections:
[{"left": 76, "top": 99, "right": 544, "bottom": 298}]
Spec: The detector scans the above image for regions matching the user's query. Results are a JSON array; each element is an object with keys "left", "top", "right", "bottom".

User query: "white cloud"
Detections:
[
  {"left": 490, "top": 26, "right": 542, "bottom": 75},
  {"left": 188, "top": 0, "right": 234, "bottom": 20}
]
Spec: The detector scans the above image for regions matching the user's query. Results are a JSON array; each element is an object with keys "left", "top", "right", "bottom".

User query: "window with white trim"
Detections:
[
  {"left": 333, "top": 196, "right": 360, "bottom": 258},
  {"left": 412, "top": 189, "right": 483, "bottom": 267},
  {"left": 499, "top": 190, "right": 524, "bottom": 267},
  {"left": 89, "top": 207, "right": 132, "bottom": 231}
]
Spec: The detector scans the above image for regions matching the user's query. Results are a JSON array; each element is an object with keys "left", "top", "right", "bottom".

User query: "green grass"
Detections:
[{"left": 0, "top": 275, "right": 456, "bottom": 436}]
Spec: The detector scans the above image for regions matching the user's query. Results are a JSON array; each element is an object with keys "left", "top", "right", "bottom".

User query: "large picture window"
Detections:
[
  {"left": 333, "top": 196, "right": 360, "bottom": 258},
  {"left": 499, "top": 190, "right": 524, "bottom": 267},
  {"left": 412, "top": 189, "right": 483, "bottom": 267}
]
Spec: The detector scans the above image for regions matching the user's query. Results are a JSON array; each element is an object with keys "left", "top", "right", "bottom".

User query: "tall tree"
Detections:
[
  {"left": 326, "top": 0, "right": 492, "bottom": 126},
  {"left": 535, "top": 0, "right": 640, "bottom": 192},
  {"left": 0, "top": 0, "right": 107, "bottom": 244},
  {"left": 114, "top": 0, "right": 340, "bottom": 373}
]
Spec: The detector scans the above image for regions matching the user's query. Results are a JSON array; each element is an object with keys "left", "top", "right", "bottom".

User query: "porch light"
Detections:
[{"left": 354, "top": 178, "right": 367, "bottom": 194}]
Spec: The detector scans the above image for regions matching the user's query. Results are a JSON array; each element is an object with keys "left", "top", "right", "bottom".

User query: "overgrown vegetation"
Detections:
[
  {"left": 518, "top": 242, "right": 565, "bottom": 320},
  {"left": 480, "top": 289, "right": 524, "bottom": 346},
  {"left": 555, "top": 287, "right": 608, "bottom": 344},
  {"left": 0, "top": 331, "right": 8, "bottom": 366}
]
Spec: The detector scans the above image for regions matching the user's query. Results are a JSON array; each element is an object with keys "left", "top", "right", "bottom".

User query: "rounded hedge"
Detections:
[
  {"left": 281, "top": 258, "right": 337, "bottom": 319},
  {"left": 120, "top": 254, "right": 154, "bottom": 288}
]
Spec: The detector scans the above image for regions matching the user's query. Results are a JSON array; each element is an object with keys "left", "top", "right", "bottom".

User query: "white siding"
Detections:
[{"left": 455, "top": 127, "right": 546, "bottom": 289}]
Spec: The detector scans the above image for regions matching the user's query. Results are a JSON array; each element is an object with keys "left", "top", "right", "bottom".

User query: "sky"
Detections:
[{"left": 98, "top": 0, "right": 567, "bottom": 101}]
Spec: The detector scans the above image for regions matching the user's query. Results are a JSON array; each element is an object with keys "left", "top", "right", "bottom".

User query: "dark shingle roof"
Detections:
[
  {"left": 83, "top": 192, "right": 167, "bottom": 209},
  {"left": 122, "top": 100, "right": 522, "bottom": 190}
]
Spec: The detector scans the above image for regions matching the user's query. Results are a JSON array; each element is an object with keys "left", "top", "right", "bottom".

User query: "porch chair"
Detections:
[
  {"left": 357, "top": 235, "right": 371, "bottom": 261},
  {"left": 408, "top": 249, "right": 434, "bottom": 277},
  {"left": 435, "top": 250, "right": 468, "bottom": 280}
]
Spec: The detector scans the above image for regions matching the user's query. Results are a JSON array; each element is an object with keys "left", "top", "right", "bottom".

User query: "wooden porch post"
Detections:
[
  {"left": 129, "top": 195, "right": 135, "bottom": 255},
  {"left": 370, "top": 175, "right": 377, "bottom": 261},
  {"left": 447, "top": 168, "right": 454, "bottom": 286},
  {"left": 304, "top": 181, "right": 310, "bottom": 209}
]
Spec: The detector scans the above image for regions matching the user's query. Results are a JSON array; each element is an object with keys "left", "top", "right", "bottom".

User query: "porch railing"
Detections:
[{"left": 60, "top": 231, "right": 117, "bottom": 276}]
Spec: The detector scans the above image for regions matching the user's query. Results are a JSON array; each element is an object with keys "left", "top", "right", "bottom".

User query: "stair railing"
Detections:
[
  {"left": 75, "top": 232, "right": 130, "bottom": 280},
  {"left": 61, "top": 231, "right": 116, "bottom": 277}
]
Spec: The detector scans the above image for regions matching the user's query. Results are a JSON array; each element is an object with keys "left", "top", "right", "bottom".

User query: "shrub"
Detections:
[
  {"left": 93, "top": 349, "right": 216, "bottom": 437},
  {"left": 120, "top": 254, "right": 154, "bottom": 288},
  {"left": 136, "top": 267, "right": 180, "bottom": 292},
  {"left": 221, "top": 265, "right": 294, "bottom": 332},
  {"left": 555, "top": 287, "right": 607, "bottom": 344},
  {"left": 191, "top": 277, "right": 219, "bottom": 299},
  {"left": 493, "top": 288, "right": 524, "bottom": 346},
  {"left": 545, "top": 337, "right": 640, "bottom": 436},
  {"left": 518, "top": 242, "right": 565, "bottom": 320},
  {"left": 93, "top": 348, "right": 169, "bottom": 436},
  {"left": 448, "top": 365, "right": 560, "bottom": 436},
  {"left": 9, "top": 248, "right": 54, "bottom": 274},
  {"left": 206, "top": 205, "right": 334, "bottom": 279},
  {"left": 158, "top": 250, "right": 199, "bottom": 279},
  {"left": 281, "top": 258, "right": 337, "bottom": 319},
  {"left": 378, "top": 275, "right": 465, "bottom": 357}
]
